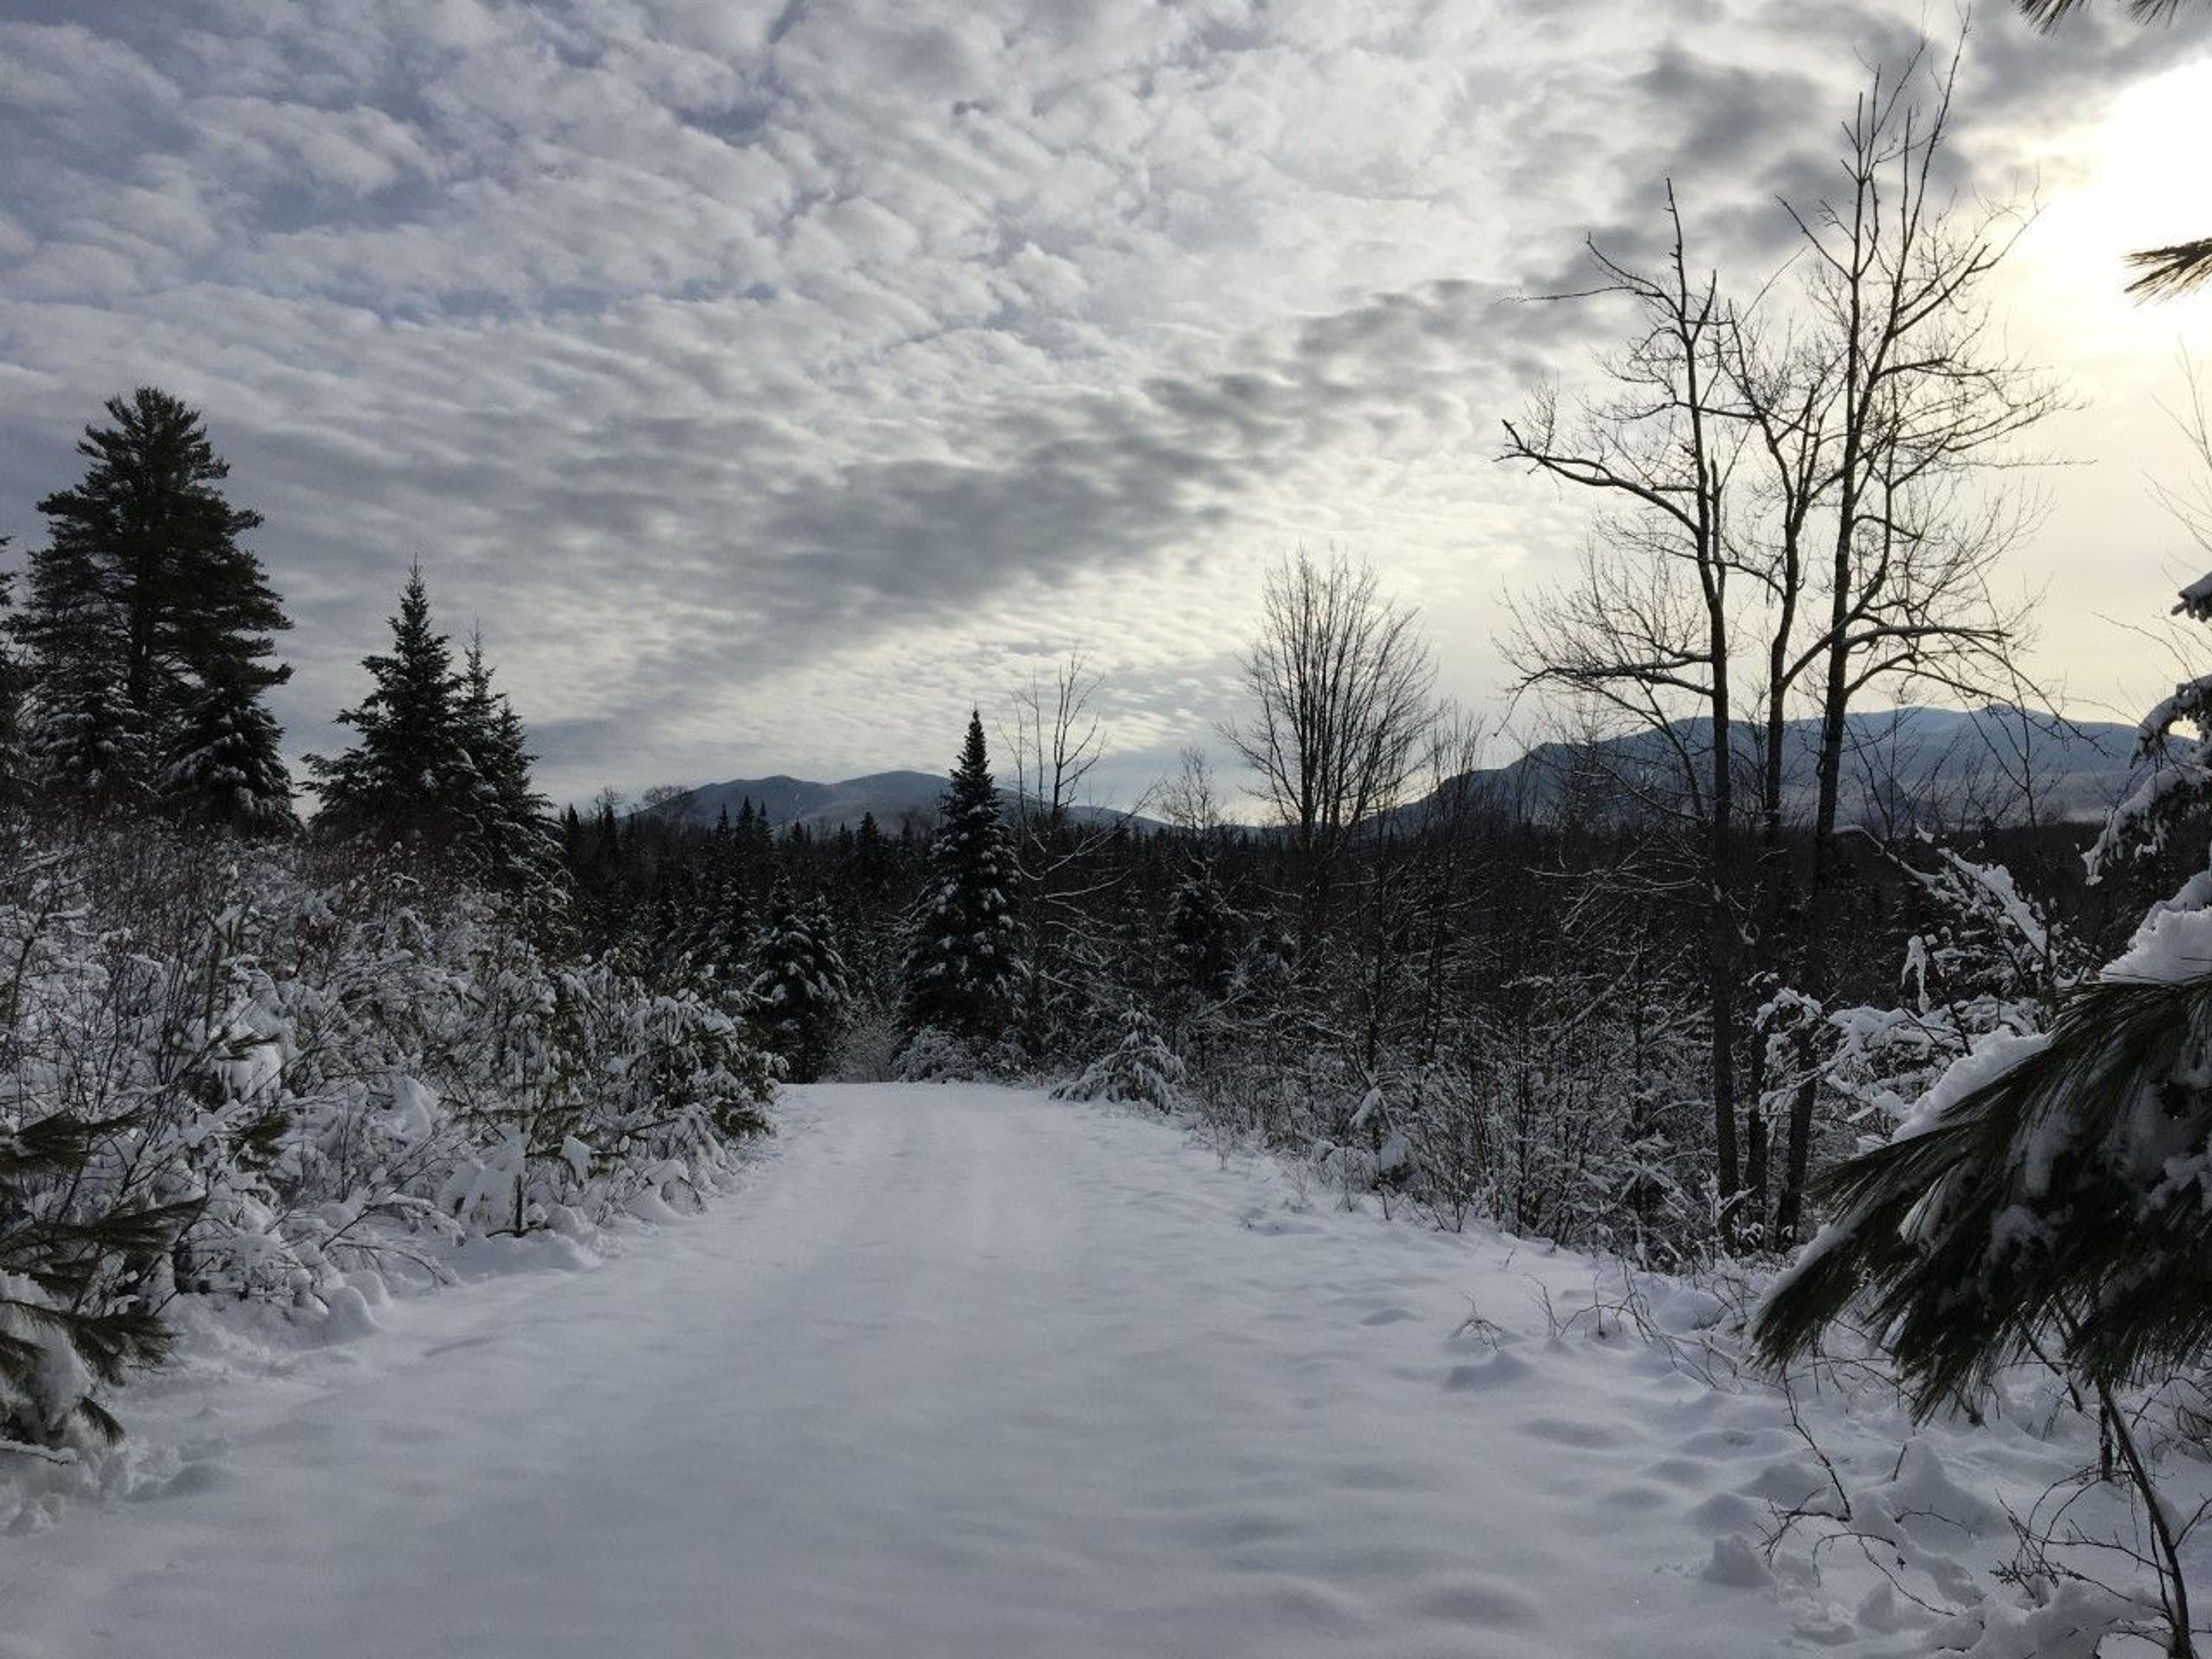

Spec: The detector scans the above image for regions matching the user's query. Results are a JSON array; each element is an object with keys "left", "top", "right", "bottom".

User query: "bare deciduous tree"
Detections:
[
  {"left": 1502, "top": 188, "right": 1756, "bottom": 1235},
  {"left": 1225, "top": 550, "right": 1439, "bottom": 961},
  {"left": 1001, "top": 652, "right": 1132, "bottom": 1050},
  {"left": 1502, "top": 43, "right": 2056, "bottom": 1246}
]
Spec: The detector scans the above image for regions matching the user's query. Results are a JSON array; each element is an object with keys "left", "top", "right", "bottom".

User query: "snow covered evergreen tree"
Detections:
[
  {"left": 1054, "top": 1001, "right": 1185, "bottom": 1111},
  {"left": 1165, "top": 855, "right": 1235, "bottom": 999},
  {"left": 0, "top": 1104, "right": 198, "bottom": 1445},
  {"left": 19, "top": 388, "right": 290, "bottom": 797},
  {"left": 306, "top": 566, "right": 472, "bottom": 853},
  {"left": 747, "top": 886, "right": 851, "bottom": 1082},
  {"left": 12, "top": 521, "right": 147, "bottom": 808},
  {"left": 0, "top": 560, "right": 24, "bottom": 809},
  {"left": 1757, "top": 570, "right": 2212, "bottom": 1408},
  {"left": 156, "top": 668, "right": 295, "bottom": 835},
  {"left": 900, "top": 712, "right": 1023, "bottom": 1051},
  {"left": 454, "top": 633, "right": 559, "bottom": 897}
]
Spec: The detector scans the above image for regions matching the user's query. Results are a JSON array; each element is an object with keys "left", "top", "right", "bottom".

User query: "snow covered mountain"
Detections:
[
  {"left": 1447, "top": 705, "right": 2160, "bottom": 829},
  {"left": 650, "top": 770, "right": 950, "bottom": 832}
]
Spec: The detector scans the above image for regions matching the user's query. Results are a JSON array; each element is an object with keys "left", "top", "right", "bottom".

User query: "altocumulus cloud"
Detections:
[{"left": 0, "top": 0, "right": 2195, "bottom": 804}]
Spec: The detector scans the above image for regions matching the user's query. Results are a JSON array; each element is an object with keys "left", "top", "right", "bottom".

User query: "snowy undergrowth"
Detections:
[
  {"left": 1, "top": 1112, "right": 789, "bottom": 1540},
  {"left": 1142, "top": 1096, "right": 2212, "bottom": 1657},
  {"left": 0, "top": 819, "right": 775, "bottom": 1488}
]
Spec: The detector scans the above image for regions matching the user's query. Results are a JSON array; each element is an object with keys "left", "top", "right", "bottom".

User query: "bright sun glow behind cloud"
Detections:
[{"left": 2020, "top": 56, "right": 2212, "bottom": 356}]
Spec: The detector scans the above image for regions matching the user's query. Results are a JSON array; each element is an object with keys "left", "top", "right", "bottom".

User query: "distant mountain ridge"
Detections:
[
  {"left": 650, "top": 770, "right": 1156, "bottom": 835},
  {"left": 652, "top": 707, "right": 2161, "bottom": 839},
  {"left": 1449, "top": 705, "right": 2161, "bottom": 829}
]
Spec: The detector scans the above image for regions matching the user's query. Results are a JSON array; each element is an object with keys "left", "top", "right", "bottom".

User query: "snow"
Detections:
[
  {"left": 2108, "top": 902, "right": 2212, "bottom": 986},
  {"left": 0, "top": 1084, "right": 2171, "bottom": 1656}
]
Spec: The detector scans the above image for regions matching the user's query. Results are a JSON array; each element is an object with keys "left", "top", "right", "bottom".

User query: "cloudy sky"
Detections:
[{"left": 0, "top": 0, "right": 2206, "bottom": 808}]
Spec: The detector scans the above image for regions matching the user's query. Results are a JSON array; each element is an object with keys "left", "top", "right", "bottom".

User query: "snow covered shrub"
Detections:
[
  {"left": 0, "top": 813, "right": 774, "bottom": 1441},
  {"left": 1819, "top": 840, "right": 2076, "bottom": 1137},
  {"left": 893, "top": 1018, "right": 1029, "bottom": 1086},
  {"left": 893, "top": 1023, "right": 981, "bottom": 1083},
  {"left": 1053, "top": 1002, "right": 1184, "bottom": 1111},
  {"left": 827, "top": 1001, "right": 900, "bottom": 1082}
]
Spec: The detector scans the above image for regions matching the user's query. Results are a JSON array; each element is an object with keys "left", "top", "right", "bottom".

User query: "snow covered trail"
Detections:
[{"left": 10, "top": 1084, "right": 1829, "bottom": 1658}]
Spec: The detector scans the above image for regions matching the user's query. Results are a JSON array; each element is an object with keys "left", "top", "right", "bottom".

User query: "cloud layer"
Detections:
[{"left": 0, "top": 0, "right": 2200, "bottom": 804}]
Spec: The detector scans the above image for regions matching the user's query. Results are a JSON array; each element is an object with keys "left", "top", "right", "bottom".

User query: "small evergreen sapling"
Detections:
[
  {"left": 0, "top": 1107, "right": 198, "bottom": 1445},
  {"left": 1054, "top": 1002, "right": 1186, "bottom": 1112}
]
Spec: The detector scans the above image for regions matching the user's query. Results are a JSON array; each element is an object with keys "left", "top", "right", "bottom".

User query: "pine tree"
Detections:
[
  {"left": 12, "top": 519, "right": 147, "bottom": 806},
  {"left": 453, "top": 632, "right": 557, "bottom": 895},
  {"left": 900, "top": 712, "right": 1023, "bottom": 1047},
  {"left": 747, "top": 885, "right": 852, "bottom": 1082},
  {"left": 306, "top": 566, "right": 471, "bottom": 850},
  {"left": 1755, "top": 570, "right": 2212, "bottom": 1411},
  {"left": 25, "top": 388, "right": 289, "bottom": 770},
  {"left": 1166, "top": 854, "right": 1235, "bottom": 999},
  {"left": 0, "top": 1107, "right": 199, "bottom": 1444},
  {"left": 155, "top": 667, "right": 296, "bottom": 835}
]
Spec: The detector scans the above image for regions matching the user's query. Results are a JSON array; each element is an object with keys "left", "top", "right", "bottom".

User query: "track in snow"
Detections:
[{"left": 8, "top": 1084, "right": 1808, "bottom": 1658}]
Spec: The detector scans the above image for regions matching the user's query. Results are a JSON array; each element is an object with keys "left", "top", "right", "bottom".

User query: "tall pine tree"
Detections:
[
  {"left": 306, "top": 566, "right": 471, "bottom": 851},
  {"left": 901, "top": 712, "right": 1022, "bottom": 1046},
  {"left": 18, "top": 389, "right": 290, "bottom": 804},
  {"left": 454, "top": 632, "right": 558, "bottom": 895}
]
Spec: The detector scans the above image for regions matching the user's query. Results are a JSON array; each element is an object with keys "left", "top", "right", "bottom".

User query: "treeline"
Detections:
[
  {"left": 572, "top": 571, "right": 2169, "bottom": 1270},
  {"left": 0, "top": 392, "right": 773, "bottom": 1450}
]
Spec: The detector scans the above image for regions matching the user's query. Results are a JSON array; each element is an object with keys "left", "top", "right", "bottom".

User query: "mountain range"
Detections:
[
  {"left": 649, "top": 771, "right": 1157, "bottom": 835},
  {"left": 1455, "top": 704, "right": 2159, "bottom": 829},
  {"left": 650, "top": 706, "right": 2162, "bottom": 837}
]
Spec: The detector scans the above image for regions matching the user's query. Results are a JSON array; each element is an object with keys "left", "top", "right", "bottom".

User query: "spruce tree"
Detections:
[
  {"left": 156, "top": 668, "right": 296, "bottom": 835},
  {"left": 747, "top": 885, "right": 852, "bottom": 1082},
  {"left": 12, "top": 520, "right": 147, "bottom": 806},
  {"left": 25, "top": 388, "right": 289, "bottom": 772},
  {"left": 454, "top": 632, "right": 557, "bottom": 893},
  {"left": 1052, "top": 1000, "right": 1186, "bottom": 1112},
  {"left": 901, "top": 712, "right": 1022, "bottom": 1046},
  {"left": 0, "top": 560, "right": 27, "bottom": 808},
  {"left": 1166, "top": 855, "right": 1235, "bottom": 999},
  {"left": 306, "top": 566, "right": 471, "bottom": 850}
]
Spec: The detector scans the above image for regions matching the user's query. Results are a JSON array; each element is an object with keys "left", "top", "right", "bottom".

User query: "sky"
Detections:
[{"left": 0, "top": 0, "right": 2207, "bottom": 810}]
